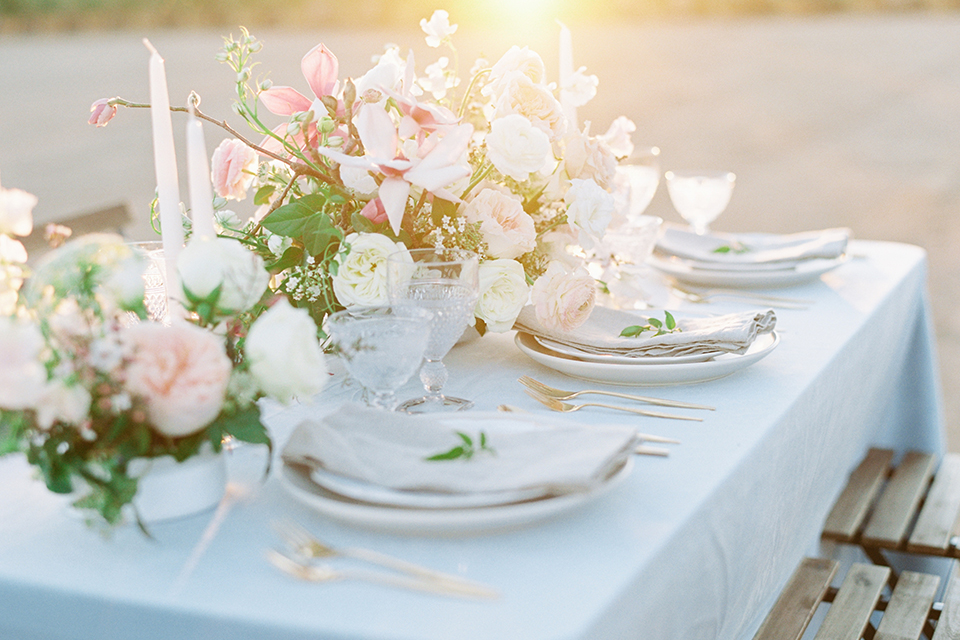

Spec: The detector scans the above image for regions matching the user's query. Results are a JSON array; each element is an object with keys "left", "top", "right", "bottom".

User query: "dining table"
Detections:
[{"left": 0, "top": 238, "right": 945, "bottom": 640}]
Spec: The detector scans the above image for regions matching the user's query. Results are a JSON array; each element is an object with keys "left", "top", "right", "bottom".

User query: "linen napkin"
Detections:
[
  {"left": 656, "top": 225, "right": 850, "bottom": 267},
  {"left": 282, "top": 404, "right": 638, "bottom": 495},
  {"left": 514, "top": 305, "right": 776, "bottom": 358}
]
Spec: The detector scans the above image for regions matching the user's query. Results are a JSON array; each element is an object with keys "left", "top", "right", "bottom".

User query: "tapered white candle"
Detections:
[
  {"left": 186, "top": 103, "right": 218, "bottom": 240},
  {"left": 558, "top": 21, "right": 577, "bottom": 132},
  {"left": 144, "top": 39, "right": 184, "bottom": 312}
]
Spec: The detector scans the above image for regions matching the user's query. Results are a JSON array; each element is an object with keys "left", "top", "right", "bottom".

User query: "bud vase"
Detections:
[{"left": 128, "top": 443, "right": 226, "bottom": 523}]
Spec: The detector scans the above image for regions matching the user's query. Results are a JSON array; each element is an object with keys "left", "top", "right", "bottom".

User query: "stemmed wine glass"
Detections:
[
  {"left": 386, "top": 248, "right": 479, "bottom": 413},
  {"left": 664, "top": 170, "right": 736, "bottom": 235},
  {"left": 617, "top": 146, "right": 661, "bottom": 224},
  {"left": 326, "top": 306, "right": 434, "bottom": 411}
]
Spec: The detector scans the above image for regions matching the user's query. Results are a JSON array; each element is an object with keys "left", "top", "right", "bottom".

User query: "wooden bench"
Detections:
[
  {"left": 823, "top": 448, "right": 960, "bottom": 564},
  {"left": 753, "top": 557, "right": 960, "bottom": 640}
]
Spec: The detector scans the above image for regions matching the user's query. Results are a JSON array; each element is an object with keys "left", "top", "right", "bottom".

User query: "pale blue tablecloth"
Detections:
[{"left": 0, "top": 240, "right": 944, "bottom": 640}]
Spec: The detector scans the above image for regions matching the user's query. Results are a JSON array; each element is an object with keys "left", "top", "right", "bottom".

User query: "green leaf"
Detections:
[
  {"left": 219, "top": 406, "right": 271, "bottom": 447},
  {"left": 431, "top": 197, "right": 458, "bottom": 224},
  {"left": 665, "top": 311, "right": 677, "bottom": 330},
  {"left": 457, "top": 431, "right": 473, "bottom": 447},
  {"left": 426, "top": 446, "right": 465, "bottom": 461},
  {"left": 266, "top": 245, "right": 305, "bottom": 273},
  {"left": 350, "top": 211, "right": 376, "bottom": 233},
  {"left": 253, "top": 185, "right": 276, "bottom": 206},
  {"left": 301, "top": 215, "right": 343, "bottom": 257},
  {"left": 713, "top": 245, "right": 732, "bottom": 254},
  {"left": 620, "top": 325, "right": 644, "bottom": 337},
  {"left": 648, "top": 317, "right": 663, "bottom": 329},
  {"left": 260, "top": 194, "right": 329, "bottom": 238}
]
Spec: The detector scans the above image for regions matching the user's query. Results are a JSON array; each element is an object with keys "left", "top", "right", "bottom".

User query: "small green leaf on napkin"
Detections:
[
  {"left": 425, "top": 431, "right": 496, "bottom": 461},
  {"left": 713, "top": 241, "right": 750, "bottom": 254},
  {"left": 620, "top": 311, "right": 681, "bottom": 338}
]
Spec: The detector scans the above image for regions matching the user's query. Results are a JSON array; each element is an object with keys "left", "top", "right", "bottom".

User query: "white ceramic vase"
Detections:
[{"left": 128, "top": 444, "right": 226, "bottom": 523}]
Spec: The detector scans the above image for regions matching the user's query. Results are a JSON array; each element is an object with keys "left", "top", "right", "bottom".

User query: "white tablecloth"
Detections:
[{"left": 0, "top": 240, "right": 944, "bottom": 640}]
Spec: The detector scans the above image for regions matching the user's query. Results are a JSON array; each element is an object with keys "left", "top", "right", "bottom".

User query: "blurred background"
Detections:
[{"left": 2, "top": 1, "right": 959, "bottom": 444}]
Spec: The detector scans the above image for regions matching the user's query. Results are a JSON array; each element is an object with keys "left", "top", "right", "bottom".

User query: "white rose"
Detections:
[
  {"left": 332, "top": 233, "right": 408, "bottom": 308},
  {"left": 0, "top": 174, "right": 36, "bottom": 237},
  {"left": 177, "top": 236, "right": 270, "bottom": 314},
  {"left": 493, "top": 72, "right": 567, "bottom": 141},
  {"left": 564, "top": 178, "right": 614, "bottom": 248},
  {"left": 245, "top": 299, "right": 327, "bottom": 403},
  {"left": 355, "top": 47, "right": 405, "bottom": 99},
  {"left": 475, "top": 259, "right": 529, "bottom": 333},
  {"left": 463, "top": 189, "right": 536, "bottom": 259},
  {"left": 531, "top": 261, "right": 596, "bottom": 332},
  {"left": 0, "top": 234, "right": 27, "bottom": 263},
  {"left": 0, "top": 316, "right": 47, "bottom": 410},
  {"left": 36, "top": 380, "right": 92, "bottom": 430},
  {"left": 486, "top": 114, "right": 550, "bottom": 182},
  {"left": 483, "top": 46, "right": 546, "bottom": 97},
  {"left": 339, "top": 165, "right": 378, "bottom": 197}
]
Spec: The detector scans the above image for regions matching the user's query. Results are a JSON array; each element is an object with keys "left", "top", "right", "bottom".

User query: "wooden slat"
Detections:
[
  {"left": 814, "top": 563, "right": 890, "bottom": 640},
  {"left": 932, "top": 563, "right": 960, "bottom": 640},
  {"left": 753, "top": 558, "right": 839, "bottom": 640},
  {"left": 874, "top": 570, "right": 939, "bottom": 640},
  {"left": 823, "top": 448, "right": 895, "bottom": 542},
  {"left": 908, "top": 454, "right": 960, "bottom": 554},
  {"left": 863, "top": 451, "right": 937, "bottom": 548}
]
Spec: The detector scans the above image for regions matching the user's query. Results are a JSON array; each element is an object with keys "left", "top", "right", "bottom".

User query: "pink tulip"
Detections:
[
  {"left": 360, "top": 198, "right": 388, "bottom": 224},
  {"left": 88, "top": 98, "right": 117, "bottom": 127}
]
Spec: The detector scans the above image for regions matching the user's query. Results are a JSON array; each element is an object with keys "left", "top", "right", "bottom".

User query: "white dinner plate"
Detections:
[
  {"left": 534, "top": 336, "right": 723, "bottom": 365},
  {"left": 515, "top": 330, "right": 779, "bottom": 386},
  {"left": 309, "top": 466, "right": 550, "bottom": 509},
  {"left": 278, "top": 458, "right": 632, "bottom": 536},
  {"left": 649, "top": 253, "right": 848, "bottom": 288}
]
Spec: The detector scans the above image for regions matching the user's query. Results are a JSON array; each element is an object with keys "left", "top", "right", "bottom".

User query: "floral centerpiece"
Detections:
[
  {"left": 91, "top": 11, "right": 639, "bottom": 334},
  {"left": 0, "top": 181, "right": 328, "bottom": 533}
]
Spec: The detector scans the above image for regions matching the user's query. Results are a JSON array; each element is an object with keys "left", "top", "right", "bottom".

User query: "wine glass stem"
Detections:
[
  {"left": 419, "top": 359, "right": 447, "bottom": 401},
  {"left": 369, "top": 391, "right": 397, "bottom": 411}
]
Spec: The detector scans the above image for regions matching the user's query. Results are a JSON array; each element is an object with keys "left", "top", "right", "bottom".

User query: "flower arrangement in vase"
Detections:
[
  {"left": 0, "top": 182, "right": 327, "bottom": 533},
  {"left": 90, "top": 10, "right": 642, "bottom": 334}
]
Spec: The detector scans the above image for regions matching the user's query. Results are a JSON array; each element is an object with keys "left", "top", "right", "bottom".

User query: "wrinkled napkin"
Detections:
[
  {"left": 656, "top": 225, "right": 850, "bottom": 268},
  {"left": 514, "top": 305, "right": 776, "bottom": 358},
  {"left": 282, "top": 404, "right": 638, "bottom": 495}
]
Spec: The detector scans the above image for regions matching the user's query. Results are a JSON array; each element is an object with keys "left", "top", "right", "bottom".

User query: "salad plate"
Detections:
[
  {"left": 533, "top": 336, "right": 724, "bottom": 365},
  {"left": 649, "top": 253, "right": 847, "bottom": 288}
]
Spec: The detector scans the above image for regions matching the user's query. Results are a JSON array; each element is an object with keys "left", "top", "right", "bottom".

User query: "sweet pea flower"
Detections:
[
  {"left": 531, "top": 261, "right": 596, "bottom": 332},
  {"left": 88, "top": 98, "right": 117, "bottom": 127},
  {"left": 0, "top": 173, "right": 36, "bottom": 238},
  {"left": 561, "top": 67, "right": 600, "bottom": 108},
  {"left": 211, "top": 138, "right": 259, "bottom": 201},
  {"left": 315, "top": 104, "right": 473, "bottom": 234},
  {"left": 420, "top": 10, "right": 458, "bottom": 48},
  {"left": 598, "top": 116, "right": 637, "bottom": 159}
]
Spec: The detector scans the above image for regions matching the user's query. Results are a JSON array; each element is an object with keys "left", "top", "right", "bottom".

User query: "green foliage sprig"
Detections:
[
  {"left": 425, "top": 431, "right": 496, "bottom": 461},
  {"left": 620, "top": 311, "right": 682, "bottom": 338}
]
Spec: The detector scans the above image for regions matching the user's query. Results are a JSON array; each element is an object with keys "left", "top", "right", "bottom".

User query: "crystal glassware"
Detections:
[
  {"left": 617, "top": 146, "right": 661, "bottom": 224},
  {"left": 599, "top": 215, "right": 664, "bottom": 309},
  {"left": 326, "top": 306, "right": 434, "bottom": 411},
  {"left": 664, "top": 170, "right": 736, "bottom": 235},
  {"left": 386, "top": 248, "right": 480, "bottom": 413},
  {"left": 127, "top": 241, "right": 168, "bottom": 324}
]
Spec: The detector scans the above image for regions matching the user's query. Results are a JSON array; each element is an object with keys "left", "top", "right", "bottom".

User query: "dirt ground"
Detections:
[{"left": 2, "top": 14, "right": 959, "bottom": 445}]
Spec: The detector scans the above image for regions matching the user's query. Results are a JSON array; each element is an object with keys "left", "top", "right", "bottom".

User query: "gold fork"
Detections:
[
  {"left": 519, "top": 376, "right": 714, "bottom": 411},
  {"left": 273, "top": 520, "right": 496, "bottom": 595},
  {"left": 525, "top": 389, "right": 702, "bottom": 421},
  {"left": 265, "top": 549, "right": 499, "bottom": 600}
]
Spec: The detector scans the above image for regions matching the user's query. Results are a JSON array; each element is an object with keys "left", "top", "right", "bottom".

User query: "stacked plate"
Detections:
[
  {"left": 649, "top": 225, "right": 850, "bottom": 288},
  {"left": 514, "top": 331, "right": 779, "bottom": 386},
  {"left": 278, "top": 458, "right": 632, "bottom": 536}
]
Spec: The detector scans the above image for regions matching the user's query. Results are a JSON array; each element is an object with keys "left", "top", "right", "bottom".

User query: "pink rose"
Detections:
[
  {"left": 463, "top": 189, "right": 536, "bottom": 259},
  {"left": 88, "top": 98, "right": 117, "bottom": 127},
  {"left": 122, "top": 322, "right": 232, "bottom": 438},
  {"left": 211, "top": 138, "right": 259, "bottom": 201},
  {"left": 531, "top": 261, "right": 596, "bottom": 332}
]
